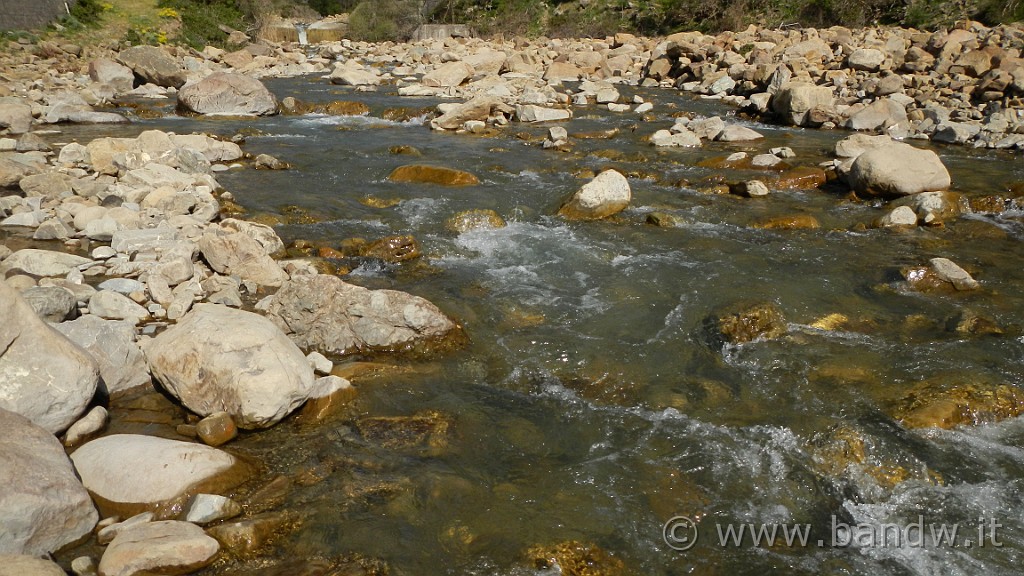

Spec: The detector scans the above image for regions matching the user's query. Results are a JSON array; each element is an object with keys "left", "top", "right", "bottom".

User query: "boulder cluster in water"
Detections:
[{"left": 0, "top": 17, "right": 1020, "bottom": 574}]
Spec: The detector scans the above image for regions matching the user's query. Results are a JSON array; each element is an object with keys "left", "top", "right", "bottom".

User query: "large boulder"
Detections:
[
  {"left": 0, "top": 280, "right": 98, "bottom": 433},
  {"left": 431, "top": 96, "right": 510, "bottom": 131},
  {"left": 116, "top": 45, "right": 186, "bottom": 88},
  {"left": 53, "top": 316, "right": 150, "bottom": 396},
  {"left": 177, "top": 72, "right": 278, "bottom": 116},
  {"left": 0, "top": 408, "right": 98, "bottom": 556},
  {"left": 70, "top": 434, "right": 248, "bottom": 517},
  {"left": 0, "top": 97, "right": 34, "bottom": 134},
  {"left": 98, "top": 520, "right": 220, "bottom": 576},
  {"left": 771, "top": 82, "right": 835, "bottom": 126},
  {"left": 259, "top": 274, "right": 460, "bottom": 356},
  {"left": 142, "top": 304, "right": 316, "bottom": 429},
  {"left": 0, "top": 153, "right": 44, "bottom": 187},
  {"left": 198, "top": 229, "right": 288, "bottom": 287},
  {"left": 845, "top": 98, "right": 908, "bottom": 131},
  {"left": 847, "top": 141, "right": 951, "bottom": 196},
  {"left": 0, "top": 249, "right": 91, "bottom": 277},
  {"left": 88, "top": 58, "right": 136, "bottom": 94},
  {"left": 558, "top": 169, "right": 631, "bottom": 220},
  {"left": 422, "top": 61, "right": 474, "bottom": 88}
]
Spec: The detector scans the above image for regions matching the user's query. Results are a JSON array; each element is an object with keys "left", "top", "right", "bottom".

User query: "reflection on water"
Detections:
[{"left": 55, "top": 75, "right": 1024, "bottom": 575}]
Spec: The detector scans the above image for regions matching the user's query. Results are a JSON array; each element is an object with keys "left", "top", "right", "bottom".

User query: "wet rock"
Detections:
[
  {"left": 53, "top": 316, "right": 149, "bottom": 395},
  {"left": 752, "top": 214, "right": 820, "bottom": 230},
  {"left": 772, "top": 82, "right": 835, "bottom": 126},
  {"left": 729, "top": 180, "right": 770, "bottom": 197},
  {"left": 184, "top": 494, "right": 241, "bottom": 525},
  {"left": 526, "top": 541, "right": 626, "bottom": 576},
  {"left": 387, "top": 164, "right": 479, "bottom": 186},
  {"left": 0, "top": 408, "right": 98, "bottom": 556},
  {"left": 445, "top": 209, "right": 506, "bottom": 233},
  {"left": 22, "top": 286, "right": 77, "bottom": 322},
  {"left": 0, "top": 555, "right": 66, "bottom": 576},
  {"left": 178, "top": 72, "right": 278, "bottom": 116},
  {"left": 928, "top": 257, "right": 979, "bottom": 290},
  {"left": 948, "top": 309, "right": 1004, "bottom": 337},
  {"left": 117, "top": 45, "right": 186, "bottom": 89},
  {"left": 143, "top": 304, "right": 316, "bottom": 429},
  {"left": 362, "top": 235, "right": 422, "bottom": 263},
  {"left": 423, "top": 61, "right": 474, "bottom": 88},
  {"left": 63, "top": 406, "right": 108, "bottom": 447},
  {"left": 705, "top": 301, "right": 787, "bottom": 345},
  {"left": 98, "top": 520, "right": 219, "bottom": 576},
  {"left": 70, "top": 434, "right": 247, "bottom": 518},
  {"left": 356, "top": 410, "right": 451, "bottom": 451},
  {"left": 875, "top": 205, "right": 918, "bottom": 228},
  {"left": 0, "top": 248, "right": 91, "bottom": 277},
  {"left": 259, "top": 274, "right": 460, "bottom": 356},
  {"left": 893, "top": 190, "right": 966, "bottom": 225},
  {"left": 196, "top": 412, "right": 238, "bottom": 447},
  {"left": 809, "top": 425, "right": 937, "bottom": 493},
  {"left": 894, "top": 377, "right": 1024, "bottom": 429},
  {"left": 558, "top": 169, "right": 631, "bottom": 220},
  {"left": 0, "top": 280, "right": 99, "bottom": 433},
  {"left": 298, "top": 376, "right": 356, "bottom": 423},
  {"left": 199, "top": 229, "right": 288, "bottom": 288},
  {"left": 768, "top": 166, "right": 828, "bottom": 190},
  {"left": 254, "top": 153, "right": 289, "bottom": 170},
  {"left": 847, "top": 141, "right": 951, "bottom": 196},
  {"left": 207, "top": 512, "right": 292, "bottom": 555}
]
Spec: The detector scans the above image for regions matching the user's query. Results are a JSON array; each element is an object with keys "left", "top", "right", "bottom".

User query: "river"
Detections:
[{"left": 53, "top": 73, "right": 1024, "bottom": 575}]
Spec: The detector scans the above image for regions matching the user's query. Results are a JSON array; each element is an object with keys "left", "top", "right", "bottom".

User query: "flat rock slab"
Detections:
[
  {"left": 70, "top": 434, "right": 248, "bottom": 518},
  {"left": 0, "top": 408, "right": 97, "bottom": 556},
  {"left": 98, "top": 520, "right": 219, "bottom": 576},
  {"left": 0, "top": 249, "right": 91, "bottom": 277}
]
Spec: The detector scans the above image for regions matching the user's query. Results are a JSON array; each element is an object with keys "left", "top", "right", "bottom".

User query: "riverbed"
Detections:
[{"left": 51, "top": 74, "right": 1024, "bottom": 575}]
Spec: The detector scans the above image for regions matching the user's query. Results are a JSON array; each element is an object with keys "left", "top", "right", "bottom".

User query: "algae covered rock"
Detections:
[
  {"left": 893, "top": 377, "right": 1024, "bottom": 430},
  {"left": 704, "top": 301, "right": 787, "bottom": 346}
]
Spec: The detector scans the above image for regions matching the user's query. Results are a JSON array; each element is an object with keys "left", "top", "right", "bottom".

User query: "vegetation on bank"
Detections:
[{"left": 4, "top": 0, "right": 1021, "bottom": 51}]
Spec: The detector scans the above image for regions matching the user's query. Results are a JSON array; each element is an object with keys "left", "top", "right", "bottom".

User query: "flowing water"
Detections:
[{"left": 54, "top": 76, "right": 1024, "bottom": 575}]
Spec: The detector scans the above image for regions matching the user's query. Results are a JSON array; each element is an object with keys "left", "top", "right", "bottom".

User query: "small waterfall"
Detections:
[{"left": 295, "top": 23, "right": 309, "bottom": 46}]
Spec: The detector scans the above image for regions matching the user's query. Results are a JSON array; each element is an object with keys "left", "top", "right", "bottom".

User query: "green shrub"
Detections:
[
  {"left": 157, "top": 0, "right": 246, "bottom": 48},
  {"left": 348, "top": 0, "right": 423, "bottom": 41}
]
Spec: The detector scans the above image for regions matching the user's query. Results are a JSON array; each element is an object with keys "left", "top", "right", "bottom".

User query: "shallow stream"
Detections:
[{"left": 54, "top": 75, "right": 1024, "bottom": 575}]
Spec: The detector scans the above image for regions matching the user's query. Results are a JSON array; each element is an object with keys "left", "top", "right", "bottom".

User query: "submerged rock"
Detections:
[
  {"left": 558, "top": 169, "right": 631, "bottom": 220},
  {"left": 388, "top": 164, "right": 479, "bottom": 186},
  {"left": 143, "top": 304, "right": 316, "bottom": 429},
  {"left": 362, "top": 235, "right": 422, "bottom": 263},
  {"left": 70, "top": 434, "right": 248, "bottom": 518},
  {"left": 705, "top": 301, "right": 787, "bottom": 346},
  {"left": 0, "top": 408, "right": 97, "bottom": 556},
  {"left": 259, "top": 274, "right": 461, "bottom": 357},
  {"left": 445, "top": 209, "right": 506, "bottom": 233},
  {"left": 893, "top": 377, "right": 1024, "bottom": 430},
  {"left": 526, "top": 540, "right": 627, "bottom": 576}
]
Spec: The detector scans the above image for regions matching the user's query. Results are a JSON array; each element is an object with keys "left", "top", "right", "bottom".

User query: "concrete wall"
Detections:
[{"left": 0, "top": 0, "right": 74, "bottom": 31}]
